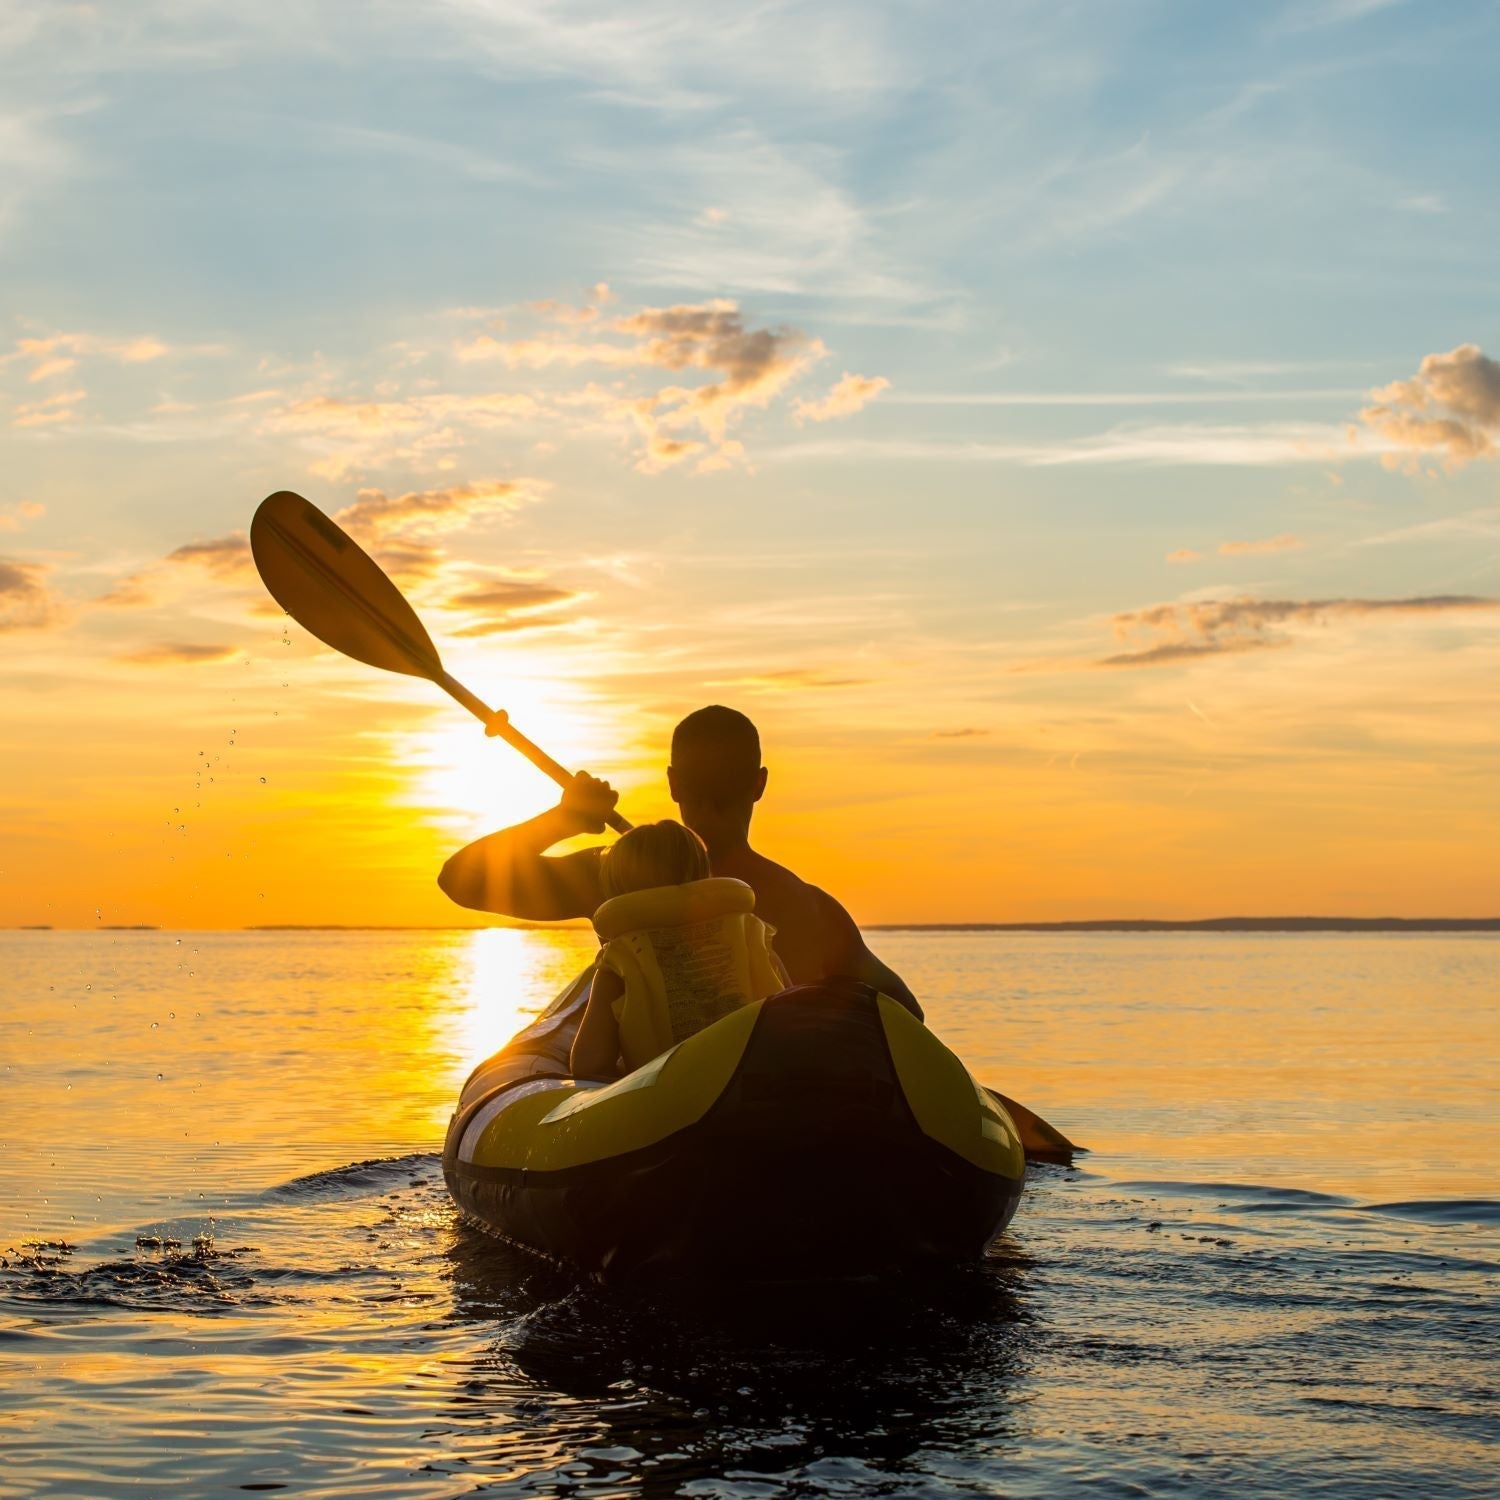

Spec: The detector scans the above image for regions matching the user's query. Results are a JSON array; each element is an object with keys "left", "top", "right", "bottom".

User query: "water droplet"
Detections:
[
  {"left": 175, "top": 938, "right": 182, "bottom": 946},
  {"left": 84, "top": 984, "right": 91, "bottom": 991},
  {"left": 168, "top": 1011, "right": 175, "bottom": 1020},
  {"left": 156, "top": 1073, "right": 163, "bottom": 1082},
  {"left": 150, "top": 1021, "right": 158, "bottom": 1030},
  {"left": 259, "top": 776, "right": 267, "bottom": 785}
]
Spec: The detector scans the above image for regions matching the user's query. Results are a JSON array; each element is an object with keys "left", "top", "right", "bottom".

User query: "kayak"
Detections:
[{"left": 442, "top": 973, "right": 1026, "bottom": 1282}]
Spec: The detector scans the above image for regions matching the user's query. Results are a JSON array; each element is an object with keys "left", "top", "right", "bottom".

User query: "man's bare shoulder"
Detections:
[
  {"left": 738, "top": 849, "right": 823, "bottom": 905},
  {"left": 738, "top": 851, "right": 858, "bottom": 939}
]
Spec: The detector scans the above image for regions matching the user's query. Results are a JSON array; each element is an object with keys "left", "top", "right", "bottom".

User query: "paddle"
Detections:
[
  {"left": 250, "top": 490, "right": 1082, "bottom": 1162},
  {"left": 249, "top": 490, "right": 630, "bottom": 834}
]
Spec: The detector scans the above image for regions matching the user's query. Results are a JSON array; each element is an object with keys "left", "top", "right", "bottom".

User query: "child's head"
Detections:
[{"left": 599, "top": 819, "right": 711, "bottom": 899}]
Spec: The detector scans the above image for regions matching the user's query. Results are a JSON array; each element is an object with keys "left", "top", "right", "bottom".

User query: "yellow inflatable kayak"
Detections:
[{"left": 442, "top": 974, "right": 1026, "bottom": 1281}]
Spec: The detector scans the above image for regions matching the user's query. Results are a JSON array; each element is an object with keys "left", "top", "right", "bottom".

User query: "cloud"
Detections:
[
  {"left": 1218, "top": 533, "right": 1304, "bottom": 556},
  {"left": 933, "top": 727, "right": 989, "bottom": 739},
  {"left": 0, "top": 500, "right": 44, "bottom": 533},
  {"left": 443, "top": 579, "right": 577, "bottom": 614},
  {"left": 268, "top": 391, "right": 537, "bottom": 435},
  {"left": 460, "top": 297, "right": 823, "bottom": 471},
  {"left": 105, "top": 477, "right": 546, "bottom": 623},
  {"left": 794, "top": 372, "right": 890, "bottom": 424},
  {"left": 0, "top": 557, "right": 65, "bottom": 631},
  {"left": 6, "top": 331, "right": 170, "bottom": 382},
  {"left": 120, "top": 642, "right": 241, "bottom": 666},
  {"left": 1100, "top": 593, "right": 1500, "bottom": 668},
  {"left": 775, "top": 421, "right": 1356, "bottom": 468},
  {"left": 165, "top": 533, "right": 253, "bottom": 577},
  {"left": 101, "top": 530, "right": 254, "bottom": 606},
  {"left": 615, "top": 302, "right": 821, "bottom": 440},
  {"left": 1099, "top": 636, "right": 1287, "bottom": 668},
  {"left": 714, "top": 667, "right": 871, "bottom": 692},
  {"left": 11, "top": 387, "right": 86, "bottom": 428},
  {"left": 1166, "top": 548, "right": 1202, "bottom": 564},
  {"left": 335, "top": 479, "right": 531, "bottom": 546},
  {"left": 530, "top": 283, "right": 613, "bottom": 324},
  {"left": 440, "top": 574, "right": 583, "bottom": 635},
  {"left": 1361, "top": 344, "right": 1500, "bottom": 470},
  {"left": 1355, "top": 507, "right": 1500, "bottom": 549},
  {"left": 259, "top": 390, "right": 539, "bottom": 479},
  {"left": 328, "top": 480, "right": 540, "bottom": 590},
  {"left": 28, "top": 357, "right": 74, "bottom": 382}
]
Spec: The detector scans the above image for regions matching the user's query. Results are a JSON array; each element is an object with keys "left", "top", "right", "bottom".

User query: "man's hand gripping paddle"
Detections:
[
  {"left": 250, "top": 489, "right": 630, "bottom": 834},
  {"left": 250, "top": 489, "right": 1080, "bottom": 1162}
]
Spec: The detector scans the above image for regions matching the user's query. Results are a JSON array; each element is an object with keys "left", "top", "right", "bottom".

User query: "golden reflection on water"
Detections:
[{"left": 442, "top": 925, "right": 596, "bottom": 1081}]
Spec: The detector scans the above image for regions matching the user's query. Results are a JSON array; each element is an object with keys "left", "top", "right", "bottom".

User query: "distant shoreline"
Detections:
[
  {"left": 865, "top": 917, "right": 1500, "bottom": 933},
  {"left": 8, "top": 917, "right": 1498, "bottom": 933}
]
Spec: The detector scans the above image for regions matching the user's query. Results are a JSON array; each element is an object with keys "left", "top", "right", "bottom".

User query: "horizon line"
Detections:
[{"left": 10, "top": 917, "right": 1500, "bottom": 934}]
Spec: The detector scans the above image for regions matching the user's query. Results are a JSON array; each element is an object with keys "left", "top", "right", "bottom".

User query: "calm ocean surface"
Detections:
[{"left": 1, "top": 929, "right": 1495, "bottom": 1497}]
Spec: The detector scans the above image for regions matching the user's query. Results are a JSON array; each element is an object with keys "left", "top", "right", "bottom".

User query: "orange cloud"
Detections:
[
  {"left": 120, "top": 642, "right": 241, "bottom": 666},
  {"left": 715, "top": 667, "right": 872, "bottom": 692},
  {"left": 0, "top": 501, "right": 45, "bottom": 533},
  {"left": 1218, "top": 533, "right": 1304, "bottom": 556},
  {"left": 530, "top": 283, "right": 614, "bottom": 324},
  {"left": 439, "top": 575, "right": 583, "bottom": 634},
  {"left": 1101, "top": 593, "right": 1500, "bottom": 667},
  {"left": 794, "top": 372, "right": 890, "bottom": 424},
  {"left": 1166, "top": 548, "right": 1202, "bottom": 564},
  {"left": 1361, "top": 344, "right": 1500, "bottom": 470},
  {"left": 100, "top": 531, "right": 254, "bottom": 607},
  {"left": 12, "top": 388, "right": 86, "bottom": 428},
  {"left": 165, "top": 533, "right": 254, "bottom": 577},
  {"left": 28, "top": 357, "right": 75, "bottom": 382},
  {"left": 459, "top": 296, "right": 823, "bottom": 470},
  {"left": 10, "top": 331, "right": 169, "bottom": 378},
  {"left": 334, "top": 479, "right": 532, "bottom": 545},
  {"left": 0, "top": 558, "right": 65, "bottom": 631}
]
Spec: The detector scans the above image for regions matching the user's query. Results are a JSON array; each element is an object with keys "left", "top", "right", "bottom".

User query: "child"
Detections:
[{"left": 569, "top": 819, "right": 788, "bottom": 1078}]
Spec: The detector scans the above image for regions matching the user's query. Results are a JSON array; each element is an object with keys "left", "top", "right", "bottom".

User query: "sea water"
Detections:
[{"left": 1, "top": 929, "right": 1495, "bottom": 1497}]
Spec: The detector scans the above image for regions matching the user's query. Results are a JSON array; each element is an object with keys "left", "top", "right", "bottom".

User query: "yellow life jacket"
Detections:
[{"left": 592, "top": 877, "right": 783, "bottom": 1072}]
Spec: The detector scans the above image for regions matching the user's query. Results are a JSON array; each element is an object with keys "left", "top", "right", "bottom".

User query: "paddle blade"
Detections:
[
  {"left": 250, "top": 491, "right": 443, "bottom": 681},
  {"left": 987, "top": 1088, "right": 1084, "bottom": 1165}
]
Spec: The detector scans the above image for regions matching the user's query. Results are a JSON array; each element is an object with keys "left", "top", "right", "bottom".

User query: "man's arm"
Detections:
[
  {"left": 817, "top": 890, "right": 925, "bottom": 1021},
  {"left": 437, "top": 772, "right": 617, "bottom": 920}
]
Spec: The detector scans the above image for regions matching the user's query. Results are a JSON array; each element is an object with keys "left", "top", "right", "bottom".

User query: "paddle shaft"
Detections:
[{"left": 434, "top": 669, "right": 632, "bottom": 835}]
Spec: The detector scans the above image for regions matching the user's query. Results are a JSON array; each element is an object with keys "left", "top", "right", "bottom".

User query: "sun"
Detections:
[{"left": 391, "top": 666, "right": 629, "bottom": 835}]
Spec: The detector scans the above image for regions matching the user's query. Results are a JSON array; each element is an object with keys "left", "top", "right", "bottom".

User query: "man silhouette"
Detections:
[{"left": 438, "top": 705, "right": 922, "bottom": 1017}]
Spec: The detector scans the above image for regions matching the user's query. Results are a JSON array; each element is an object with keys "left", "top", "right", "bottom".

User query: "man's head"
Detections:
[{"left": 668, "top": 706, "right": 768, "bottom": 840}]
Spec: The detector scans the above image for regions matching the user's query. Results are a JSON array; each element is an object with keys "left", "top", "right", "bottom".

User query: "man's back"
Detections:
[{"left": 710, "top": 845, "right": 846, "bottom": 987}]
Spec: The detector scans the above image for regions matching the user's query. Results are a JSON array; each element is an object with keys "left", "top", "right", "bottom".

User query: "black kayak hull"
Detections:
[{"left": 443, "top": 976, "right": 1025, "bottom": 1283}]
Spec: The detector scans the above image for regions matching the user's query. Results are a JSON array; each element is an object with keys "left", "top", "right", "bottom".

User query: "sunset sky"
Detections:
[{"left": 3, "top": 1, "right": 1498, "bottom": 928}]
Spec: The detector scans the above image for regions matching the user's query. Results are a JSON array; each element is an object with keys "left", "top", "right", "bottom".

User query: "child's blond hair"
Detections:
[{"left": 599, "top": 819, "right": 711, "bottom": 899}]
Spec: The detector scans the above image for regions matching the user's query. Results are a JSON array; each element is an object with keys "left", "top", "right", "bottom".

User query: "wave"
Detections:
[
  {"left": 1110, "top": 1178, "right": 1499, "bottom": 1225},
  {"left": 262, "top": 1153, "right": 441, "bottom": 1202}
]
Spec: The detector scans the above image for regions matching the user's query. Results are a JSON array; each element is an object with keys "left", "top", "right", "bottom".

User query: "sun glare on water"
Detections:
[{"left": 442, "top": 927, "right": 597, "bottom": 1082}]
